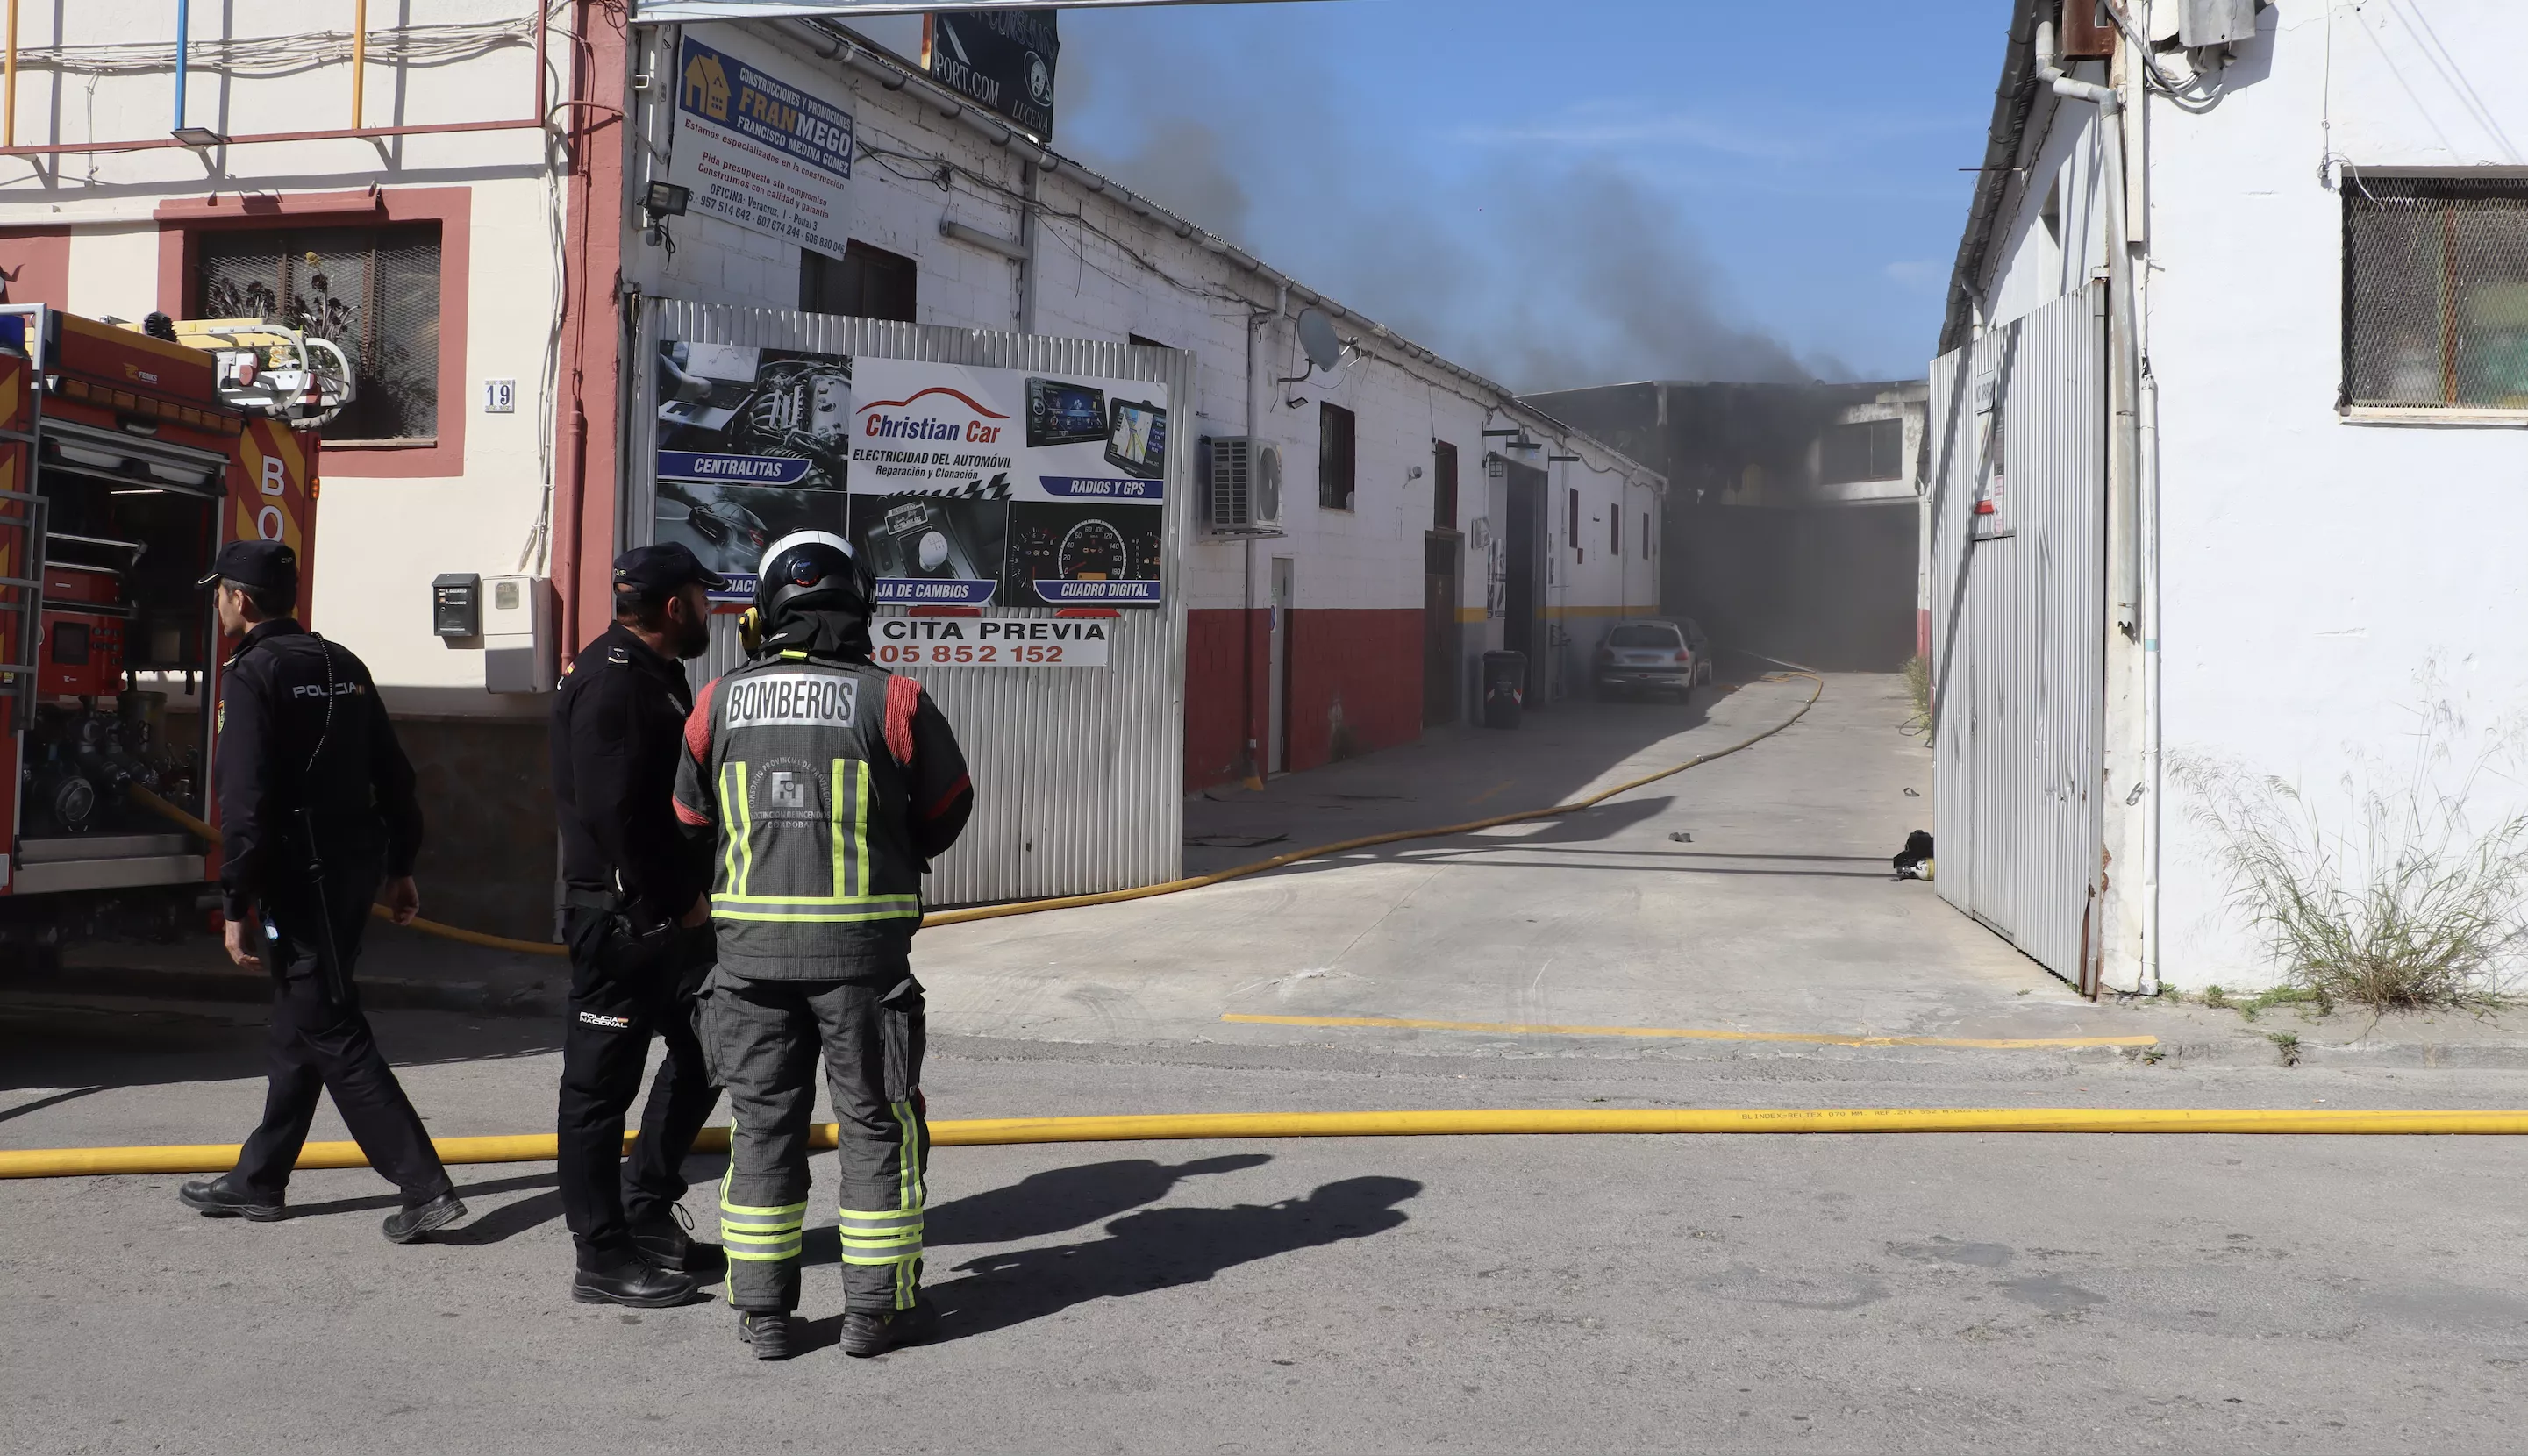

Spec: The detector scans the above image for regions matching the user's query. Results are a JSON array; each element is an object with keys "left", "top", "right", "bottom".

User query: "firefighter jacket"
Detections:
[{"left": 673, "top": 651, "right": 973, "bottom": 980}]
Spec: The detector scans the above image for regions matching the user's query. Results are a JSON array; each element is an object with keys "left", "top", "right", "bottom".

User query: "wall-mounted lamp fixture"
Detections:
[{"left": 644, "top": 181, "right": 691, "bottom": 217}]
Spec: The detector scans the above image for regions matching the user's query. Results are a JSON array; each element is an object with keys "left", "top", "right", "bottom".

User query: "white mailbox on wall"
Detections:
[{"left": 482, "top": 575, "right": 555, "bottom": 694}]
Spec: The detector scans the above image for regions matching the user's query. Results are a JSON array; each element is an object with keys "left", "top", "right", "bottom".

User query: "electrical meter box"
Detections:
[
  {"left": 482, "top": 575, "right": 555, "bottom": 694},
  {"left": 432, "top": 573, "right": 481, "bottom": 638}
]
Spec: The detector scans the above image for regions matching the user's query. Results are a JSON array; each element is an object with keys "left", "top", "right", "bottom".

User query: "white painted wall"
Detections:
[
  {"left": 1, "top": 10, "right": 1654, "bottom": 715},
  {"left": 0, "top": 2, "right": 561, "bottom": 714},
  {"left": 1980, "top": 1, "right": 2528, "bottom": 990}
]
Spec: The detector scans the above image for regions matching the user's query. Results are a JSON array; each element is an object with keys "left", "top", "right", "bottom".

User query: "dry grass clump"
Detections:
[{"left": 2176, "top": 696, "right": 2528, "bottom": 1012}]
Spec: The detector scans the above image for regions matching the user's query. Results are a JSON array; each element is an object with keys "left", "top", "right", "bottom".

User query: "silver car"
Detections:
[{"left": 1594, "top": 619, "right": 1699, "bottom": 702}]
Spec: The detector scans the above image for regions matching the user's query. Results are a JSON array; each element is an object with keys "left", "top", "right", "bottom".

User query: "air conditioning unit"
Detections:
[{"left": 1203, "top": 436, "right": 1284, "bottom": 536}]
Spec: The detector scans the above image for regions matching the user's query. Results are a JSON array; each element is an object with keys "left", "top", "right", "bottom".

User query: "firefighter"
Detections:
[
  {"left": 549, "top": 543, "right": 731, "bottom": 1308},
  {"left": 176, "top": 539, "right": 466, "bottom": 1244},
  {"left": 674, "top": 531, "right": 973, "bottom": 1361}
]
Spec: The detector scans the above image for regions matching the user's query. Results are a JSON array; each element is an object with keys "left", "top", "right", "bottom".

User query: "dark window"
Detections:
[
  {"left": 800, "top": 239, "right": 918, "bottom": 323},
  {"left": 1608, "top": 625, "right": 1680, "bottom": 649},
  {"left": 1567, "top": 487, "right": 1579, "bottom": 552},
  {"left": 1610, "top": 501, "right": 1620, "bottom": 555},
  {"left": 1432, "top": 439, "right": 1458, "bottom": 530},
  {"left": 1820, "top": 418, "right": 1904, "bottom": 484},
  {"left": 1641, "top": 511, "right": 1652, "bottom": 559},
  {"left": 1318, "top": 403, "right": 1355, "bottom": 510},
  {"left": 196, "top": 224, "right": 441, "bottom": 441},
  {"left": 2345, "top": 176, "right": 2528, "bottom": 410}
]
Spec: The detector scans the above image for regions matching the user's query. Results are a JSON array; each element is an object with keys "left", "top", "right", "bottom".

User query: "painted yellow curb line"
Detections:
[
  {"left": 6, "top": 1106, "right": 2525, "bottom": 1181},
  {"left": 1220, "top": 1012, "right": 2157, "bottom": 1051}
]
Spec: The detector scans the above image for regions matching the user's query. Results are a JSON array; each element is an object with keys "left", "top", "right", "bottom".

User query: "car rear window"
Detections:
[{"left": 1608, "top": 626, "right": 1681, "bottom": 648}]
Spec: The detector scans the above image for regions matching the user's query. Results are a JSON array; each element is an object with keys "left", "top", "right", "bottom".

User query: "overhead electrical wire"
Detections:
[{"left": 13, "top": 19, "right": 535, "bottom": 80}]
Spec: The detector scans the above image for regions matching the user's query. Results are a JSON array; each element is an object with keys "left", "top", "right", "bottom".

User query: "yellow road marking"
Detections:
[
  {"left": 1468, "top": 780, "right": 1516, "bottom": 806},
  {"left": 1219, "top": 1012, "right": 2156, "bottom": 1050}
]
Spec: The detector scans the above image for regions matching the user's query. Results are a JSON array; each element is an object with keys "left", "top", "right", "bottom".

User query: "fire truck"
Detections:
[{"left": 0, "top": 304, "right": 322, "bottom": 953}]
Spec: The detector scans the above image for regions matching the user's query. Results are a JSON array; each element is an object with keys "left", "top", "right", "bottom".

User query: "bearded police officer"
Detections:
[
  {"left": 549, "top": 543, "right": 730, "bottom": 1308},
  {"left": 674, "top": 531, "right": 973, "bottom": 1361},
  {"left": 177, "top": 539, "right": 466, "bottom": 1243}
]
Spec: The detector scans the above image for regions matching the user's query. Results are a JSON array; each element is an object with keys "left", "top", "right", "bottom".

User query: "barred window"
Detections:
[
  {"left": 1820, "top": 418, "right": 1903, "bottom": 484},
  {"left": 196, "top": 225, "right": 442, "bottom": 442},
  {"left": 2345, "top": 176, "right": 2528, "bottom": 412}
]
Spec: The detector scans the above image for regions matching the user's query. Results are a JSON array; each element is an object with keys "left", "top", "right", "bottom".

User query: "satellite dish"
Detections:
[{"left": 1296, "top": 308, "right": 1343, "bottom": 373}]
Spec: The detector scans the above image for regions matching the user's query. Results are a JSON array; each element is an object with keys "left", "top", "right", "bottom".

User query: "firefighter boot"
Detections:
[
  {"left": 739, "top": 1311, "right": 795, "bottom": 1361},
  {"left": 840, "top": 1300, "right": 935, "bottom": 1358}
]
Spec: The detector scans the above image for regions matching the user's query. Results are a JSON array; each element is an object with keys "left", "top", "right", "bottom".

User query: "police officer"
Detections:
[
  {"left": 177, "top": 539, "right": 465, "bottom": 1243},
  {"left": 674, "top": 531, "right": 973, "bottom": 1361},
  {"left": 550, "top": 543, "right": 728, "bottom": 1308}
]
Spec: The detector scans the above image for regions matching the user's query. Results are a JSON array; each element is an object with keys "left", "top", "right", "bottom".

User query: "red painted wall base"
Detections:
[{"left": 1184, "top": 606, "right": 1426, "bottom": 792}]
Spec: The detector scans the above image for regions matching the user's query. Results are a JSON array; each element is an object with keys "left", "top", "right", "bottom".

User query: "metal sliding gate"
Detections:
[
  {"left": 632, "top": 299, "right": 1193, "bottom": 908},
  {"left": 1925, "top": 285, "right": 2106, "bottom": 989}
]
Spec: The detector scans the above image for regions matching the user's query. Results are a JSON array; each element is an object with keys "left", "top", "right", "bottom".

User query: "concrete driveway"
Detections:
[{"left": 917, "top": 673, "right": 2122, "bottom": 1054}]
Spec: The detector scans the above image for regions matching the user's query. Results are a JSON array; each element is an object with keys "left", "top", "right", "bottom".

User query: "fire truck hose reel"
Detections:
[
  {"left": 7, "top": 1106, "right": 2528, "bottom": 1181},
  {"left": 119, "top": 674, "right": 1827, "bottom": 959}
]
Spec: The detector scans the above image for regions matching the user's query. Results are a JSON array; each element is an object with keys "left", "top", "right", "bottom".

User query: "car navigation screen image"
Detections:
[
  {"left": 1025, "top": 376, "right": 1109, "bottom": 448},
  {"left": 1103, "top": 398, "right": 1167, "bottom": 480},
  {"left": 1007, "top": 500, "right": 1164, "bottom": 608}
]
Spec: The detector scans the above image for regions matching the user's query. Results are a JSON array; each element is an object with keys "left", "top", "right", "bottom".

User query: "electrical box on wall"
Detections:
[
  {"left": 432, "top": 573, "right": 482, "bottom": 638},
  {"left": 2060, "top": 1, "right": 2116, "bottom": 59},
  {"left": 482, "top": 575, "right": 556, "bottom": 694}
]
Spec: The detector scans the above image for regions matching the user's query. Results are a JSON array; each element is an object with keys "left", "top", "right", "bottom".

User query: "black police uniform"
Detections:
[
  {"left": 549, "top": 616, "right": 723, "bottom": 1271},
  {"left": 215, "top": 615, "right": 453, "bottom": 1210}
]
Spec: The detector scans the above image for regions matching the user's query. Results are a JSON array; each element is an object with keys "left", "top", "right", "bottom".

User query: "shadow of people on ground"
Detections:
[
  {"left": 789, "top": 1153, "right": 1275, "bottom": 1272},
  {"left": 918, "top": 1174, "right": 1421, "bottom": 1345}
]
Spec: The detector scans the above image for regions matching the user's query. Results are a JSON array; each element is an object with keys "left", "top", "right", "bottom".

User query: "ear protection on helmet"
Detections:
[{"left": 738, "top": 607, "right": 765, "bottom": 656}]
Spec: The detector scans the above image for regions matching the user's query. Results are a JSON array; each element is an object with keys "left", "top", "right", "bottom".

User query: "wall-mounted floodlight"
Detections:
[
  {"left": 644, "top": 181, "right": 691, "bottom": 216},
  {"left": 172, "top": 125, "right": 226, "bottom": 147}
]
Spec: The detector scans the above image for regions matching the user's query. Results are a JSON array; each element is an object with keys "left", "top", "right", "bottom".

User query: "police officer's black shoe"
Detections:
[
  {"left": 179, "top": 1175, "right": 285, "bottom": 1222},
  {"left": 840, "top": 1300, "right": 935, "bottom": 1358},
  {"left": 382, "top": 1191, "right": 467, "bottom": 1244},
  {"left": 739, "top": 1312, "right": 795, "bottom": 1361},
  {"left": 627, "top": 1206, "right": 698, "bottom": 1272},
  {"left": 573, "top": 1253, "right": 699, "bottom": 1309}
]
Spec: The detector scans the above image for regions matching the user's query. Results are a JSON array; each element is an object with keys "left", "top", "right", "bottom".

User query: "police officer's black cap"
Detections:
[
  {"left": 195, "top": 539, "right": 298, "bottom": 596},
  {"left": 612, "top": 542, "right": 731, "bottom": 597}
]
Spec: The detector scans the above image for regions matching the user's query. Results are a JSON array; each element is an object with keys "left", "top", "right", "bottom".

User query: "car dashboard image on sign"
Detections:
[{"left": 1008, "top": 501, "right": 1163, "bottom": 607}]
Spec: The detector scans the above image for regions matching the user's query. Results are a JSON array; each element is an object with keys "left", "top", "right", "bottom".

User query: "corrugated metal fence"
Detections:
[
  {"left": 1925, "top": 284, "right": 2106, "bottom": 990},
  {"left": 634, "top": 299, "right": 1191, "bottom": 908}
]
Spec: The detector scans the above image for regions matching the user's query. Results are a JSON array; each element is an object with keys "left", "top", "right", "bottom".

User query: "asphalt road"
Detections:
[
  {"left": 7, "top": 996, "right": 2528, "bottom": 1455},
  {"left": 9, "top": 676, "right": 2528, "bottom": 1452}
]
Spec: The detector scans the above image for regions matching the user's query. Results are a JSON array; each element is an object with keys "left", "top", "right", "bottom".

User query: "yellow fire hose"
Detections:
[
  {"left": 124, "top": 672, "right": 1827, "bottom": 953},
  {"left": 6, "top": 1105, "right": 2526, "bottom": 1181}
]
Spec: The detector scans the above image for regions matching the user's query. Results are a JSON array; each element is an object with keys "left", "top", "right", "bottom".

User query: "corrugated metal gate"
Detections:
[
  {"left": 1925, "top": 284, "right": 2105, "bottom": 989},
  {"left": 632, "top": 300, "right": 1191, "bottom": 908}
]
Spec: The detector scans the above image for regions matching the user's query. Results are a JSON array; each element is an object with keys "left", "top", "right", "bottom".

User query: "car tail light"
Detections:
[{"left": 1675, "top": 650, "right": 1690, "bottom": 663}]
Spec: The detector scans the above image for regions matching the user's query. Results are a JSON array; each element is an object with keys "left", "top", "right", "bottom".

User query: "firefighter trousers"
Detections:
[
  {"left": 698, "top": 966, "right": 928, "bottom": 1315},
  {"left": 555, "top": 907, "right": 721, "bottom": 1262}
]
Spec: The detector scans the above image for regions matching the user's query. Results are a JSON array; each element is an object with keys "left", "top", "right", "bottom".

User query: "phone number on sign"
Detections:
[{"left": 875, "top": 641, "right": 1106, "bottom": 667}]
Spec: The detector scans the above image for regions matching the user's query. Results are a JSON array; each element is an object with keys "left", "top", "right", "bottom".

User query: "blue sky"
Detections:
[{"left": 875, "top": 2, "right": 2012, "bottom": 389}]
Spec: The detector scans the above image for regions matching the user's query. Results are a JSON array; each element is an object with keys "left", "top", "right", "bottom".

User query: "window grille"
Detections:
[
  {"left": 197, "top": 225, "right": 441, "bottom": 441},
  {"left": 1820, "top": 418, "right": 1903, "bottom": 485},
  {"left": 2345, "top": 176, "right": 2528, "bottom": 411}
]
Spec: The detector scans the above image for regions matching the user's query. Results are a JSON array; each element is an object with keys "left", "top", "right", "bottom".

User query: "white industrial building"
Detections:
[
  {"left": 0, "top": 4, "right": 1663, "bottom": 933},
  {"left": 1930, "top": 0, "right": 2528, "bottom": 994}
]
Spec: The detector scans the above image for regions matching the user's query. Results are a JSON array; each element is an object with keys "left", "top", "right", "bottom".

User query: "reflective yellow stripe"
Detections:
[
  {"left": 732, "top": 760, "right": 755, "bottom": 895},
  {"left": 715, "top": 760, "right": 741, "bottom": 892},
  {"left": 832, "top": 759, "right": 853, "bottom": 901}
]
